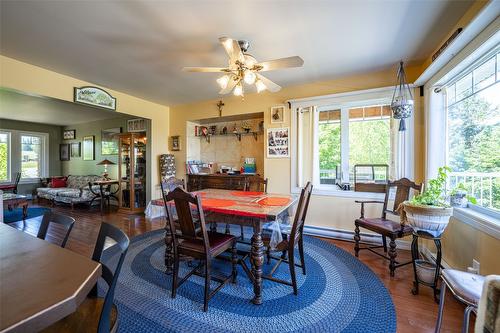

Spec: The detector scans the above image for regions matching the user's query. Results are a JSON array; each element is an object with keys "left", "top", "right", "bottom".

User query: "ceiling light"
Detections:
[
  {"left": 255, "top": 79, "right": 266, "bottom": 93},
  {"left": 233, "top": 83, "right": 243, "bottom": 96},
  {"left": 216, "top": 75, "right": 230, "bottom": 89},
  {"left": 243, "top": 71, "right": 256, "bottom": 85}
]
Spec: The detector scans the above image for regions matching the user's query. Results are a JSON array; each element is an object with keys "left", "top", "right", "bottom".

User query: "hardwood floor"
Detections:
[{"left": 9, "top": 201, "right": 468, "bottom": 333}]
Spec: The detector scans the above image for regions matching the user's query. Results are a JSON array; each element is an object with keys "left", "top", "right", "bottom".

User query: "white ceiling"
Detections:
[
  {"left": 0, "top": 89, "right": 131, "bottom": 126},
  {"left": 0, "top": 0, "right": 473, "bottom": 106}
]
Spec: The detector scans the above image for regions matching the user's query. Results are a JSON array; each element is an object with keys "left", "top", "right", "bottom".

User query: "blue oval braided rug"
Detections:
[{"left": 104, "top": 229, "right": 396, "bottom": 333}]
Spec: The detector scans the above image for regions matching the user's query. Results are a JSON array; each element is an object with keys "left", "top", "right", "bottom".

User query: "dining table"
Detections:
[
  {"left": 0, "top": 223, "right": 101, "bottom": 332},
  {"left": 147, "top": 188, "right": 297, "bottom": 305}
]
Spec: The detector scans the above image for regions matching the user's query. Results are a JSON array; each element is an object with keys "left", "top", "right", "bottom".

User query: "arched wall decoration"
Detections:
[{"left": 74, "top": 86, "right": 116, "bottom": 110}]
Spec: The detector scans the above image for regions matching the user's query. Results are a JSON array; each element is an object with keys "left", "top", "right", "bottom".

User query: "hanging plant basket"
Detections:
[
  {"left": 391, "top": 61, "right": 414, "bottom": 131},
  {"left": 399, "top": 201, "right": 453, "bottom": 235}
]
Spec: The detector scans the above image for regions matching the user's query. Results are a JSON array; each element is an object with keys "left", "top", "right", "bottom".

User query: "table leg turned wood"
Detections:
[
  {"left": 22, "top": 203, "right": 28, "bottom": 220},
  {"left": 251, "top": 224, "right": 264, "bottom": 305}
]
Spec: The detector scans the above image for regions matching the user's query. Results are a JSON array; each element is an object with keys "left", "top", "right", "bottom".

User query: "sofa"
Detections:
[{"left": 37, "top": 175, "right": 104, "bottom": 207}]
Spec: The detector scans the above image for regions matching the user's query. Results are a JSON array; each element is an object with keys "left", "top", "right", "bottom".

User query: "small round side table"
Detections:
[{"left": 410, "top": 229, "right": 443, "bottom": 303}]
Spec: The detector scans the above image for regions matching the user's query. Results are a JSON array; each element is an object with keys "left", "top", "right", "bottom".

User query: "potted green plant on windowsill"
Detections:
[
  {"left": 399, "top": 166, "right": 454, "bottom": 236},
  {"left": 449, "top": 182, "right": 477, "bottom": 208}
]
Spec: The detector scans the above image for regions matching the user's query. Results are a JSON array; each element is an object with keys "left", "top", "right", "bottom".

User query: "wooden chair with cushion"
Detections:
[
  {"left": 354, "top": 178, "right": 422, "bottom": 277},
  {"left": 0, "top": 172, "right": 21, "bottom": 194},
  {"left": 43, "top": 222, "right": 129, "bottom": 333},
  {"left": 435, "top": 269, "right": 485, "bottom": 333},
  {"left": 259, "top": 181, "right": 313, "bottom": 295},
  {"left": 165, "top": 187, "right": 238, "bottom": 312},
  {"left": 37, "top": 211, "right": 75, "bottom": 248}
]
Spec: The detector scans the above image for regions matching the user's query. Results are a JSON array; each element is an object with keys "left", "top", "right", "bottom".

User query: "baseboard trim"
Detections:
[{"left": 303, "top": 225, "right": 411, "bottom": 250}]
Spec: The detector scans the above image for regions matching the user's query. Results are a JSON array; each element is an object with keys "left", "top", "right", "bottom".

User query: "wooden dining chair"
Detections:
[
  {"left": 43, "top": 222, "right": 129, "bottom": 333},
  {"left": 165, "top": 187, "right": 238, "bottom": 312},
  {"left": 245, "top": 177, "right": 268, "bottom": 192},
  {"left": 260, "top": 181, "right": 313, "bottom": 295},
  {"left": 354, "top": 178, "right": 422, "bottom": 276},
  {"left": 37, "top": 211, "right": 75, "bottom": 248},
  {"left": 0, "top": 172, "right": 21, "bottom": 194},
  {"left": 236, "top": 177, "right": 269, "bottom": 240}
]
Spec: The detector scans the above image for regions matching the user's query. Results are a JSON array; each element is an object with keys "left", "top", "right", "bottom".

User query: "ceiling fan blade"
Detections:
[
  {"left": 256, "top": 73, "right": 281, "bottom": 92},
  {"left": 219, "top": 77, "right": 238, "bottom": 94},
  {"left": 219, "top": 37, "right": 245, "bottom": 63},
  {"left": 182, "top": 67, "right": 227, "bottom": 72},
  {"left": 256, "top": 56, "right": 304, "bottom": 71}
]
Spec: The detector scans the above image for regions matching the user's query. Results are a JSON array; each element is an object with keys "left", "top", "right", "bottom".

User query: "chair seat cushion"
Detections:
[
  {"left": 42, "top": 297, "right": 117, "bottom": 333},
  {"left": 179, "top": 232, "right": 235, "bottom": 256},
  {"left": 442, "top": 269, "right": 485, "bottom": 306},
  {"left": 356, "top": 217, "right": 413, "bottom": 236}
]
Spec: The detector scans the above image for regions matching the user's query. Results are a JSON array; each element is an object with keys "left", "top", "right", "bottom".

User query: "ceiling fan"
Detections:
[{"left": 182, "top": 37, "right": 304, "bottom": 96}]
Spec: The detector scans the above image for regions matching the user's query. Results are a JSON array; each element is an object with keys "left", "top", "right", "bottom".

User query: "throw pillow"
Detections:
[{"left": 51, "top": 177, "right": 67, "bottom": 188}]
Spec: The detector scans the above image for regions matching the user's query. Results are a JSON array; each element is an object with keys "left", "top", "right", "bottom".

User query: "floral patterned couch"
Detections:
[{"left": 37, "top": 175, "right": 104, "bottom": 207}]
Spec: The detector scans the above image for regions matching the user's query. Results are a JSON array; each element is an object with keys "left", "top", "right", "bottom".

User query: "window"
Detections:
[
  {"left": 290, "top": 87, "right": 411, "bottom": 195},
  {"left": 446, "top": 50, "right": 500, "bottom": 212},
  {"left": 21, "top": 134, "right": 43, "bottom": 178},
  {"left": 0, "top": 132, "right": 10, "bottom": 182},
  {"left": 0, "top": 130, "right": 48, "bottom": 183}
]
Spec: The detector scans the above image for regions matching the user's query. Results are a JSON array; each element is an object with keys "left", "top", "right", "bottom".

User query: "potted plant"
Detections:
[
  {"left": 449, "top": 182, "right": 477, "bottom": 208},
  {"left": 400, "top": 166, "right": 454, "bottom": 235}
]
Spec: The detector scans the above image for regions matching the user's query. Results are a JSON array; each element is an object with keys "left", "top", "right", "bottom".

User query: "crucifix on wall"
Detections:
[{"left": 217, "top": 100, "right": 224, "bottom": 117}]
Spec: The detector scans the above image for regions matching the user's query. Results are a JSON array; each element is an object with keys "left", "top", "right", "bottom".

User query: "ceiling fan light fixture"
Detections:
[
  {"left": 233, "top": 83, "right": 243, "bottom": 96},
  {"left": 216, "top": 75, "right": 230, "bottom": 89},
  {"left": 255, "top": 79, "right": 266, "bottom": 93},
  {"left": 243, "top": 71, "right": 256, "bottom": 85}
]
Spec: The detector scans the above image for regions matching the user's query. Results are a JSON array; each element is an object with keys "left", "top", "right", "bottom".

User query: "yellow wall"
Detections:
[
  {"left": 170, "top": 67, "right": 423, "bottom": 232},
  {"left": 0, "top": 55, "right": 170, "bottom": 197}
]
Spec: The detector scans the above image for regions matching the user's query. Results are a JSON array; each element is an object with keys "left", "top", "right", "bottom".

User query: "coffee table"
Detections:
[{"left": 3, "top": 193, "right": 29, "bottom": 221}]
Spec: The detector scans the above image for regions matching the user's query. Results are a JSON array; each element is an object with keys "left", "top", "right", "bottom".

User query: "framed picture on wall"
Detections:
[
  {"left": 63, "top": 129, "right": 76, "bottom": 140},
  {"left": 82, "top": 135, "right": 95, "bottom": 160},
  {"left": 60, "top": 144, "right": 70, "bottom": 161},
  {"left": 101, "top": 127, "right": 122, "bottom": 155},
  {"left": 171, "top": 135, "right": 180, "bottom": 151},
  {"left": 270, "top": 106, "right": 285, "bottom": 123},
  {"left": 267, "top": 127, "right": 289, "bottom": 158},
  {"left": 70, "top": 142, "right": 81, "bottom": 158}
]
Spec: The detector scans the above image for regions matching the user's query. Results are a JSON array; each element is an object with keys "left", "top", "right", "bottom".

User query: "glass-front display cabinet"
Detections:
[{"left": 118, "top": 132, "right": 147, "bottom": 211}]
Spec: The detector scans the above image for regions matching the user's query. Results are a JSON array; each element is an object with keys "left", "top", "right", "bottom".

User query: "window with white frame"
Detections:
[
  {"left": 445, "top": 49, "right": 500, "bottom": 212},
  {"left": 20, "top": 134, "right": 43, "bottom": 178},
  {"left": 290, "top": 87, "right": 412, "bottom": 195},
  {"left": 0, "top": 131, "right": 10, "bottom": 182},
  {"left": 0, "top": 129, "right": 48, "bottom": 183}
]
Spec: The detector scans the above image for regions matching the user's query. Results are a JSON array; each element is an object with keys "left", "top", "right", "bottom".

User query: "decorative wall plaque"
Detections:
[{"left": 74, "top": 86, "right": 116, "bottom": 110}]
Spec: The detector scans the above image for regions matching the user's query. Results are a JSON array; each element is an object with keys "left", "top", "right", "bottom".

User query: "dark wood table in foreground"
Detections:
[
  {"left": 0, "top": 223, "right": 101, "bottom": 332},
  {"left": 152, "top": 188, "right": 297, "bottom": 305}
]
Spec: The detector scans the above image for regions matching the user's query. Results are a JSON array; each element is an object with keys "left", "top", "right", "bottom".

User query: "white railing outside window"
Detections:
[{"left": 449, "top": 171, "right": 500, "bottom": 211}]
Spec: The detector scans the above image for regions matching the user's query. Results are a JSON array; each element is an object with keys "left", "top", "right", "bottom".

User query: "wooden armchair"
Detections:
[{"left": 354, "top": 178, "right": 422, "bottom": 276}]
